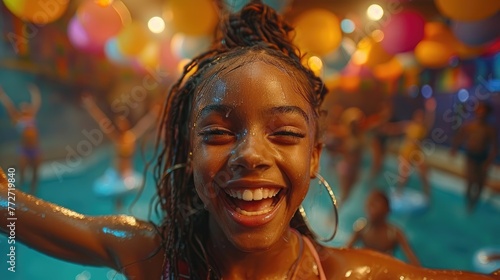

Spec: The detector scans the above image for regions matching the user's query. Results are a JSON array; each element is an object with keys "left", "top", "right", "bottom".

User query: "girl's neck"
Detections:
[{"left": 207, "top": 221, "right": 302, "bottom": 279}]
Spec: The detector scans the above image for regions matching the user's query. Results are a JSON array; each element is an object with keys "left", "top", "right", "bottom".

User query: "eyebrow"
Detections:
[
  {"left": 268, "top": 106, "right": 309, "bottom": 123},
  {"left": 195, "top": 104, "right": 309, "bottom": 123},
  {"left": 195, "top": 104, "right": 233, "bottom": 123}
]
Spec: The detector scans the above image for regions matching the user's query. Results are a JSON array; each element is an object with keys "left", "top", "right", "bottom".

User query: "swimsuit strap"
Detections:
[
  {"left": 287, "top": 228, "right": 304, "bottom": 279},
  {"left": 303, "top": 235, "right": 327, "bottom": 280}
]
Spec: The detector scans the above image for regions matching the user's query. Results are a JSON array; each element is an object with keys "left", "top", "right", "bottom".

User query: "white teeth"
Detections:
[
  {"left": 242, "top": 189, "right": 253, "bottom": 201},
  {"left": 226, "top": 188, "right": 279, "bottom": 201},
  {"left": 254, "top": 189, "right": 263, "bottom": 200},
  {"left": 236, "top": 207, "right": 273, "bottom": 216}
]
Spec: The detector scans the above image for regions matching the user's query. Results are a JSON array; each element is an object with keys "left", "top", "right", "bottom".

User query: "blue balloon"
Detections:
[{"left": 452, "top": 12, "right": 500, "bottom": 46}]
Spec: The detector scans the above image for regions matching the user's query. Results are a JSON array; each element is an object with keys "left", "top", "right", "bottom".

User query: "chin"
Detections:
[{"left": 228, "top": 227, "right": 285, "bottom": 253}]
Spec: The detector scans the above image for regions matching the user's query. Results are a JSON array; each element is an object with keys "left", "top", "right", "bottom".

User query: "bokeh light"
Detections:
[
  {"left": 421, "top": 84, "right": 433, "bottom": 98},
  {"left": 340, "top": 18, "right": 355, "bottom": 33},
  {"left": 371, "top": 30, "right": 384, "bottom": 42},
  {"left": 94, "top": 0, "right": 113, "bottom": 6},
  {"left": 457, "top": 88, "right": 469, "bottom": 102},
  {"left": 148, "top": 16, "right": 165, "bottom": 34},
  {"left": 308, "top": 56, "right": 323, "bottom": 76},
  {"left": 367, "top": 4, "right": 384, "bottom": 21}
]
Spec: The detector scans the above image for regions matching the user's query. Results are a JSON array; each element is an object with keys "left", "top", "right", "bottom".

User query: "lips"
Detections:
[{"left": 220, "top": 180, "right": 285, "bottom": 227}]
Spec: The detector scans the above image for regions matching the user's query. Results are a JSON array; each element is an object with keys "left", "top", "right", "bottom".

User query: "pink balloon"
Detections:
[
  {"left": 381, "top": 10, "right": 425, "bottom": 54},
  {"left": 77, "top": 0, "right": 125, "bottom": 47},
  {"left": 67, "top": 16, "right": 102, "bottom": 54}
]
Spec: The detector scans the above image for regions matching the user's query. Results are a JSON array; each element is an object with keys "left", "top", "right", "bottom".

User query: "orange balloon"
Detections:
[
  {"left": 435, "top": 0, "right": 500, "bottom": 21},
  {"left": 415, "top": 40, "right": 455, "bottom": 68},
  {"left": 293, "top": 9, "right": 342, "bottom": 56},
  {"left": 3, "top": 0, "right": 69, "bottom": 24},
  {"left": 424, "top": 22, "right": 455, "bottom": 42},
  {"left": 167, "top": 0, "right": 218, "bottom": 35},
  {"left": 373, "top": 57, "right": 403, "bottom": 81},
  {"left": 340, "top": 76, "right": 360, "bottom": 92}
]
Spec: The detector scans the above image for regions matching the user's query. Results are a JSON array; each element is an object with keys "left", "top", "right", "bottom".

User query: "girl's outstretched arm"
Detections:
[
  {"left": 0, "top": 168, "right": 164, "bottom": 278},
  {"left": 27, "top": 84, "right": 41, "bottom": 114},
  {"left": 320, "top": 246, "right": 499, "bottom": 279},
  {"left": 395, "top": 227, "right": 420, "bottom": 267},
  {"left": 81, "top": 93, "right": 119, "bottom": 141},
  {"left": 0, "top": 86, "right": 19, "bottom": 122},
  {"left": 130, "top": 105, "right": 160, "bottom": 139}
]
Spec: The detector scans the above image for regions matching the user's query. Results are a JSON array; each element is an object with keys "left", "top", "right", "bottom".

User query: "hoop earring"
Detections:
[
  {"left": 166, "top": 163, "right": 187, "bottom": 175},
  {"left": 299, "top": 173, "right": 338, "bottom": 243}
]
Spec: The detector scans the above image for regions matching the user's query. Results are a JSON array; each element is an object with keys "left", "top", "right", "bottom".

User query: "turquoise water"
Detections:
[
  {"left": 319, "top": 154, "right": 500, "bottom": 272},
  {"left": 1, "top": 149, "right": 499, "bottom": 279}
]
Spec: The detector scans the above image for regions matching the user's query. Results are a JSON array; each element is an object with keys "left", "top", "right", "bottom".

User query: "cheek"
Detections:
[{"left": 192, "top": 147, "right": 230, "bottom": 203}]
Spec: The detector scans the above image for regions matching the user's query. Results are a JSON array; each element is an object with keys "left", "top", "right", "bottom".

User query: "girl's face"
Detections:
[{"left": 191, "top": 60, "right": 321, "bottom": 252}]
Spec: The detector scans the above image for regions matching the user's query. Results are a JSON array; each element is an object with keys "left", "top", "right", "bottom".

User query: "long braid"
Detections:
[{"left": 154, "top": 1, "right": 329, "bottom": 279}]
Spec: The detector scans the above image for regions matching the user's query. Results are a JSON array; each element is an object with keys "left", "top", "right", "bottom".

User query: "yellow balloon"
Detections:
[
  {"left": 415, "top": 40, "right": 455, "bottom": 68},
  {"left": 137, "top": 41, "right": 160, "bottom": 69},
  {"left": 3, "top": 0, "right": 69, "bottom": 24},
  {"left": 293, "top": 9, "right": 342, "bottom": 56},
  {"left": 117, "top": 22, "right": 150, "bottom": 56},
  {"left": 354, "top": 37, "right": 393, "bottom": 68},
  {"left": 167, "top": 0, "right": 218, "bottom": 35},
  {"left": 435, "top": 0, "right": 500, "bottom": 21}
]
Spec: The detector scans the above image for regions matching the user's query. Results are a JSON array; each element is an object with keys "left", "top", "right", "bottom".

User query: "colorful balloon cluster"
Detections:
[
  {"left": 4, "top": 0, "right": 499, "bottom": 82},
  {"left": 288, "top": 0, "right": 500, "bottom": 94}
]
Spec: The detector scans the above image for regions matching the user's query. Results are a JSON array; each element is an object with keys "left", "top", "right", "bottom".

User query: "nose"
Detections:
[{"left": 229, "top": 132, "right": 272, "bottom": 172}]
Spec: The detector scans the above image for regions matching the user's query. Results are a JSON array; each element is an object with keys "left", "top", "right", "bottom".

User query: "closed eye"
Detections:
[
  {"left": 198, "top": 128, "right": 234, "bottom": 144},
  {"left": 273, "top": 130, "right": 305, "bottom": 138},
  {"left": 270, "top": 129, "right": 305, "bottom": 144}
]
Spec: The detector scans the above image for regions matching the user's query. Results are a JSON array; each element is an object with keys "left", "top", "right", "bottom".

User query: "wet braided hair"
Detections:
[{"left": 154, "top": 1, "right": 328, "bottom": 279}]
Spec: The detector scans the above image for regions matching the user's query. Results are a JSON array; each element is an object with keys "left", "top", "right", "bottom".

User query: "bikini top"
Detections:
[
  {"left": 162, "top": 231, "right": 327, "bottom": 280},
  {"left": 16, "top": 117, "right": 36, "bottom": 132}
]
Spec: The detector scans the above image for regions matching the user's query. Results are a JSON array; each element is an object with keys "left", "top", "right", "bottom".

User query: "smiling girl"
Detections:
[{"left": 1, "top": 1, "right": 499, "bottom": 279}]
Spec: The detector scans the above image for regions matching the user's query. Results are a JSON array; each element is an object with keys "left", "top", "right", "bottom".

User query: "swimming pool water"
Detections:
[
  {"left": 321, "top": 154, "right": 500, "bottom": 272},
  {"left": 1, "top": 149, "right": 499, "bottom": 279}
]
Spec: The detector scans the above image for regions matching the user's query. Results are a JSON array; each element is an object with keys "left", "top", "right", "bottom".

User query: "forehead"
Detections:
[{"left": 195, "top": 59, "right": 308, "bottom": 107}]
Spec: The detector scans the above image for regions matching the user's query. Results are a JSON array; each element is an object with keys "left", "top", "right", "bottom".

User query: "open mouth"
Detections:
[{"left": 223, "top": 187, "right": 284, "bottom": 217}]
